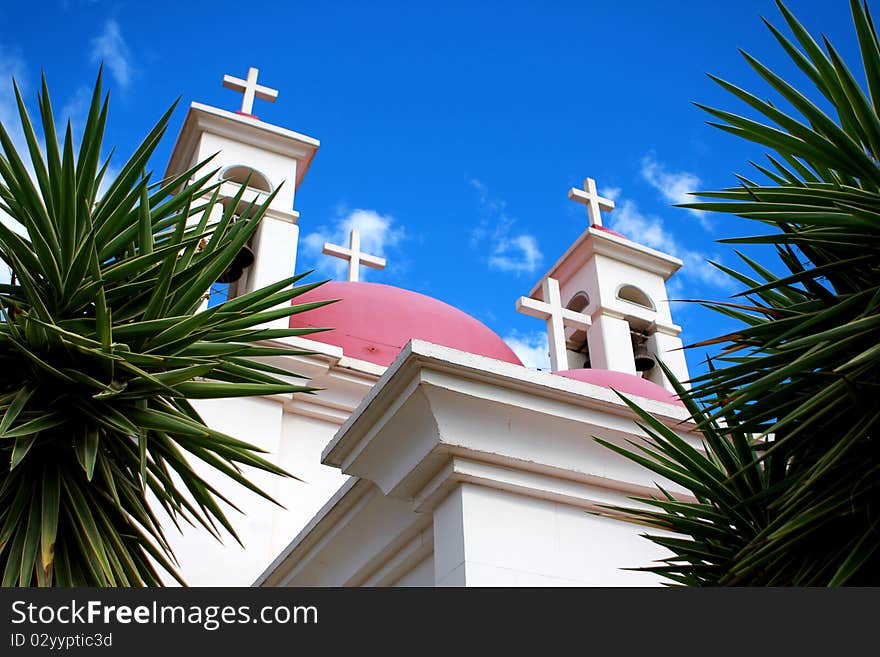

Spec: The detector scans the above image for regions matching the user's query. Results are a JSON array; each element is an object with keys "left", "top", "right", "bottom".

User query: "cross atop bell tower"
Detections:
[
  {"left": 222, "top": 67, "right": 279, "bottom": 117},
  {"left": 568, "top": 177, "right": 615, "bottom": 227}
]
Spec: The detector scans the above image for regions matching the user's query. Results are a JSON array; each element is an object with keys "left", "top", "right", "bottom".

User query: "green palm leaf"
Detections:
[
  {"left": 0, "top": 68, "right": 329, "bottom": 585},
  {"left": 600, "top": 1, "right": 880, "bottom": 585}
]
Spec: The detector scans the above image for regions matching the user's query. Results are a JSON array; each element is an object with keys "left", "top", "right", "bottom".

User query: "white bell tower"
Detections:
[
  {"left": 164, "top": 67, "right": 319, "bottom": 319},
  {"left": 519, "top": 177, "right": 690, "bottom": 392}
]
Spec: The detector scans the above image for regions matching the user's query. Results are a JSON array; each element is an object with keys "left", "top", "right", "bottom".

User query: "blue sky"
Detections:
[{"left": 0, "top": 0, "right": 857, "bottom": 376}]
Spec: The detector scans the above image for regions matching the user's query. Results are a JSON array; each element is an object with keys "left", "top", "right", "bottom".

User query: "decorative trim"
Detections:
[
  {"left": 165, "top": 102, "right": 319, "bottom": 189},
  {"left": 412, "top": 454, "right": 697, "bottom": 515},
  {"left": 529, "top": 226, "right": 682, "bottom": 299},
  {"left": 347, "top": 520, "right": 434, "bottom": 587}
]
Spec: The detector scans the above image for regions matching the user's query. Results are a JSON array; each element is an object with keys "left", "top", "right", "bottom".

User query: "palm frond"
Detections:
[
  {"left": 0, "top": 69, "right": 328, "bottom": 585},
  {"left": 601, "top": 1, "right": 880, "bottom": 585}
]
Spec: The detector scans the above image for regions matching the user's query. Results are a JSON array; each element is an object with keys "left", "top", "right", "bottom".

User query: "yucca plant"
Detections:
[
  {"left": 0, "top": 69, "right": 330, "bottom": 586},
  {"left": 601, "top": 0, "right": 880, "bottom": 585}
]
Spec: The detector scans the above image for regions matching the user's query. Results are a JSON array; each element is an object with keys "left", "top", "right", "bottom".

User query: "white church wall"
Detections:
[
  {"left": 271, "top": 412, "right": 352, "bottom": 555},
  {"left": 158, "top": 396, "right": 285, "bottom": 586},
  {"left": 154, "top": 351, "right": 380, "bottom": 586},
  {"left": 323, "top": 343, "right": 699, "bottom": 505},
  {"left": 435, "top": 484, "right": 665, "bottom": 586}
]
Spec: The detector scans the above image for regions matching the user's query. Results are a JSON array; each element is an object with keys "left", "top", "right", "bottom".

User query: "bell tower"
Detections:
[
  {"left": 518, "top": 177, "right": 690, "bottom": 392},
  {"left": 164, "top": 67, "right": 319, "bottom": 320}
]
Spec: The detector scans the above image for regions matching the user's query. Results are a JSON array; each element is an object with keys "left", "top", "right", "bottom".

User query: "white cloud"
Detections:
[
  {"left": 0, "top": 48, "right": 29, "bottom": 241},
  {"left": 611, "top": 198, "right": 677, "bottom": 254},
  {"left": 490, "top": 234, "right": 542, "bottom": 274},
  {"left": 96, "top": 163, "right": 120, "bottom": 199},
  {"left": 302, "top": 208, "right": 404, "bottom": 281},
  {"left": 601, "top": 186, "right": 621, "bottom": 202},
  {"left": 469, "top": 178, "right": 542, "bottom": 275},
  {"left": 503, "top": 329, "right": 550, "bottom": 370},
  {"left": 57, "top": 85, "right": 120, "bottom": 199},
  {"left": 59, "top": 84, "right": 92, "bottom": 142},
  {"left": 609, "top": 194, "right": 729, "bottom": 290},
  {"left": 0, "top": 48, "right": 27, "bottom": 156},
  {"left": 640, "top": 155, "right": 710, "bottom": 229},
  {"left": 91, "top": 20, "right": 131, "bottom": 90}
]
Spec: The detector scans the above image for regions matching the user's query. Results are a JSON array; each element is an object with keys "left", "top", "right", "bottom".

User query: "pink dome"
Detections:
[
  {"left": 290, "top": 281, "right": 523, "bottom": 368},
  {"left": 554, "top": 368, "right": 683, "bottom": 406}
]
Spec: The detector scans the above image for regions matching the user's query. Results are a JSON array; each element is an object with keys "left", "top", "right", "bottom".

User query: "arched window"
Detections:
[
  {"left": 219, "top": 165, "right": 273, "bottom": 193},
  {"left": 566, "top": 291, "right": 590, "bottom": 313},
  {"left": 617, "top": 284, "right": 654, "bottom": 311},
  {"left": 566, "top": 291, "right": 591, "bottom": 368}
]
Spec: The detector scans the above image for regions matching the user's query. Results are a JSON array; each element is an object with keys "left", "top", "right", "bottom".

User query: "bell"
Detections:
[
  {"left": 633, "top": 340, "right": 655, "bottom": 372},
  {"left": 217, "top": 244, "right": 255, "bottom": 283}
]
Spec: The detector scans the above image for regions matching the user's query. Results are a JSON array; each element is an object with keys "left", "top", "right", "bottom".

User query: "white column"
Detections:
[
  {"left": 433, "top": 486, "right": 468, "bottom": 586},
  {"left": 433, "top": 483, "right": 650, "bottom": 586},
  {"left": 651, "top": 331, "right": 691, "bottom": 391},
  {"left": 246, "top": 217, "right": 299, "bottom": 327},
  {"left": 587, "top": 314, "right": 636, "bottom": 374}
]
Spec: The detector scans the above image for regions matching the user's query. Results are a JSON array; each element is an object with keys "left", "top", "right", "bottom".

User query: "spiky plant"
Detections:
[
  {"left": 600, "top": 0, "right": 880, "bottom": 585},
  {"left": 0, "top": 70, "right": 330, "bottom": 586}
]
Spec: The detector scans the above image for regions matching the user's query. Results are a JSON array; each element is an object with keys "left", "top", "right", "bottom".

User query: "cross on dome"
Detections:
[
  {"left": 322, "top": 229, "right": 386, "bottom": 282},
  {"left": 222, "top": 67, "right": 279, "bottom": 116},
  {"left": 568, "top": 177, "right": 615, "bottom": 227},
  {"left": 516, "top": 277, "right": 590, "bottom": 372}
]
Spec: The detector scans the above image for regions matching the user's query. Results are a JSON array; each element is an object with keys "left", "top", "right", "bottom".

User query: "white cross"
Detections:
[
  {"left": 322, "top": 229, "right": 386, "bottom": 282},
  {"left": 567, "top": 177, "right": 615, "bottom": 227},
  {"left": 516, "top": 277, "right": 590, "bottom": 372},
  {"left": 222, "top": 67, "right": 279, "bottom": 116}
]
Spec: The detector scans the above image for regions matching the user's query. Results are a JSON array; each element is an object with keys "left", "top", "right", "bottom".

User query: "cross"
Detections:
[
  {"left": 567, "top": 177, "right": 615, "bottom": 227},
  {"left": 322, "top": 229, "right": 386, "bottom": 282},
  {"left": 516, "top": 277, "right": 591, "bottom": 372},
  {"left": 222, "top": 67, "right": 279, "bottom": 116}
]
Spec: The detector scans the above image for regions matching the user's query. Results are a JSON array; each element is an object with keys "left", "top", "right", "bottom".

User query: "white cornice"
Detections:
[
  {"left": 529, "top": 226, "right": 683, "bottom": 299},
  {"left": 323, "top": 340, "right": 692, "bottom": 469},
  {"left": 165, "top": 102, "right": 320, "bottom": 189},
  {"left": 272, "top": 335, "right": 386, "bottom": 379}
]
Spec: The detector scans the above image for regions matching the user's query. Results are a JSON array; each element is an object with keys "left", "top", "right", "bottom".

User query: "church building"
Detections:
[{"left": 161, "top": 68, "right": 698, "bottom": 587}]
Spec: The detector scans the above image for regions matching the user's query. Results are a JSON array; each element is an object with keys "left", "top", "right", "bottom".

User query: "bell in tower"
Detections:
[
  {"left": 217, "top": 242, "right": 256, "bottom": 284},
  {"left": 631, "top": 330, "right": 656, "bottom": 373}
]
